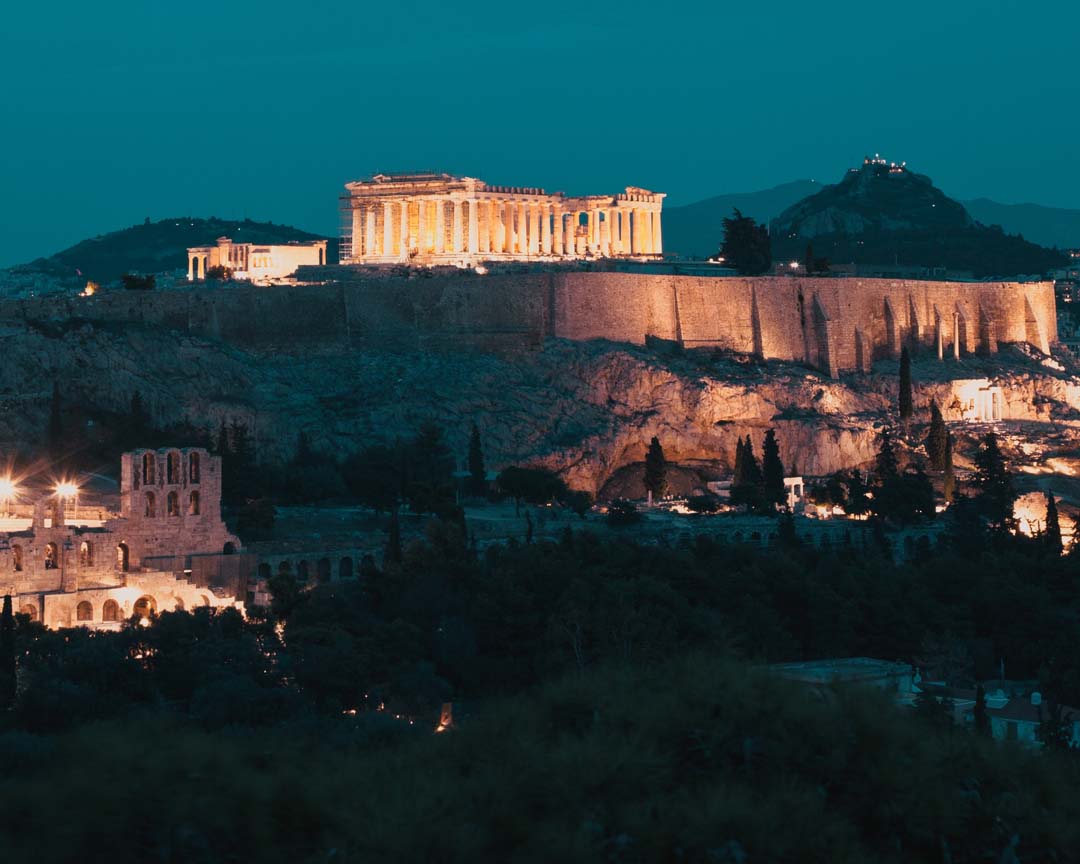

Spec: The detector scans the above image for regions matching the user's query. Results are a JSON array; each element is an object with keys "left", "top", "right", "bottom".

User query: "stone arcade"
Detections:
[
  {"left": 339, "top": 172, "right": 665, "bottom": 266},
  {"left": 0, "top": 448, "right": 244, "bottom": 629}
]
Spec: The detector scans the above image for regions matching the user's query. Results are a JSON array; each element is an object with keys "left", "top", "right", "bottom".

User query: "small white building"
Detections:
[
  {"left": 952, "top": 378, "right": 1004, "bottom": 423},
  {"left": 187, "top": 236, "right": 328, "bottom": 283}
]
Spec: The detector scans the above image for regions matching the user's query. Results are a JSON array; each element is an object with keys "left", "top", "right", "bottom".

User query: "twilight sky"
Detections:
[{"left": 1, "top": 0, "right": 1077, "bottom": 267}]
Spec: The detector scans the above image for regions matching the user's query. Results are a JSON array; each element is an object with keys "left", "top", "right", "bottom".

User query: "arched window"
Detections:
[
  {"left": 339, "top": 557, "right": 353, "bottom": 580},
  {"left": 145, "top": 492, "right": 156, "bottom": 517},
  {"left": 79, "top": 541, "right": 93, "bottom": 566},
  {"left": 133, "top": 595, "right": 156, "bottom": 620},
  {"left": 76, "top": 601, "right": 93, "bottom": 622},
  {"left": 12, "top": 544, "right": 22, "bottom": 572},
  {"left": 223, "top": 541, "right": 236, "bottom": 555},
  {"left": 189, "top": 452, "right": 201, "bottom": 483},
  {"left": 167, "top": 451, "right": 180, "bottom": 484},
  {"left": 200, "top": 595, "right": 211, "bottom": 607},
  {"left": 189, "top": 491, "right": 200, "bottom": 516},
  {"left": 278, "top": 560, "right": 292, "bottom": 576},
  {"left": 142, "top": 452, "right": 155, "bottom": 484},
  {"left": 167, "top": 491, "right": 179, "bottom": 517},
  {"left": 19, "top": 604, "right": 37, "bottom": 621},
  {"left": 174, "top": 597, "right": 185, "bottom": 611},
  {"left": 44, "top": 542, "right": 58, "bottom": 570},
  {"left": 102, "top": 599, "right": 120, "bottom": 622},
  {"left": 117, "top": 543, "right": 129, "bottom": 573}
]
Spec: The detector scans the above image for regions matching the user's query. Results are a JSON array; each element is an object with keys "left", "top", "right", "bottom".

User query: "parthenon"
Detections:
[{"left": 339, "top": 172, "right": 665, "bottom": 266}]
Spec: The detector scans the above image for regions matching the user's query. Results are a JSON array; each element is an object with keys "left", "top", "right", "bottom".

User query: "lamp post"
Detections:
[{"left": 56, "top": 481, "right": 79, "bottom": 525}]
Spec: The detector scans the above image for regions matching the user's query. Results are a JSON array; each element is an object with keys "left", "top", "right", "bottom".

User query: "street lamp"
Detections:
[{"left": 55, "top": 481, "right": 79, "bottom": 524}]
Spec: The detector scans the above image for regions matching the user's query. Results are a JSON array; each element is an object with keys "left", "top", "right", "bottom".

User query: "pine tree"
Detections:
[
  {"left": 467, "top": 423, "right": 486, "bottom": 496},
  {"left": 0, "top": 594, "right": 14, "bottom": 708},
  {"left": 719, "top": 209, "right": 771, "bottom": 275},
  {"left": 643, "top": 436, "right": 668, "bottom": 504},
  {"left": 1045, "top": 490, "right": 1063, "bottom": 555},
  {"left": 761, "top": 429, "right": 785, "bottom": 510},
  {"left": 974, "top": 432, "right": 1016, "bottom": 531},
  {"left": 925, "top": 400, "right": 948, "bottom": 470},
  {"left": 899, "top": 346, "right": 913, "bottom": 424},
  {"left": 942, "top": 432, "right": 957, "bottom": 504}
]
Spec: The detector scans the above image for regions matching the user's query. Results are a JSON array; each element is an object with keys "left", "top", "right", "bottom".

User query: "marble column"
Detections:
[
  {"left": 352, "top": 208, "right": 363, "bottom": 258},
  {"left": 599, "top": 210, "right": 611, "bottom": 256},
  {"left": 417, "top": 201, "right": 428, "bottom": 253},
  {"left": 452, "top": 200, "right": 463, "bottom": 254},
  {"left": 399, "top": 201, "right": 409, "bottom": 258},
  {"left": 553, "top": 206, "right": 563, "bottom": 256},
  {"left": 641, "top": 209, "right": 653, "bottom": 254},
  {"left": 468, "top": 200, "right": 479, "bottom": 255},
  {"left": 953, "top": 311, "right": 961, "bottom": 359},
  {"left": 365, "top": 207, "right": 376, "bottom": 258},
  {"left": 435, "top": 201, "right": 445, "bottom": 253},
  {"left": 517, "top": 202, "right": 527, "bottom": 254},
  {"left": 630, "top": 210, "right": 640, "bottom": 255},
  {"left": 541, "top": 204, "right": 552, "bottom": 255},
  {"left": 383, "top": 202, "right": 394, "bottom": 257},
  {"left": 480, "top": 201, "right": 491, "bottom": 254},
  {"left": 652, "top": 210, "right": 663, "bottom": 255},
  {"left": 528, "top": 204, "right": 539, "bottom": 255}
]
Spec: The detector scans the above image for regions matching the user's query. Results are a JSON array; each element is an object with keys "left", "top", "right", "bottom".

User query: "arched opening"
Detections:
[
  {"left": 44, "top": 542, "right": 59, "bottom": 570},
  {"left": 76, "top": 601, "right": 93, "bottom": 622},
  {"left": 79, "top": 541, "right": 93, "bottom": 567},
  {"left": 12, "top": 544, "right": 23, "bottom": 572},
  {"left": 174, "top": 597, "right": 185, "bottom": 611},
  {"left": 223, "top": 541, "right": 236, "bottom": 555},
  {"left": 339, "top": 557, "right": 353, "bottom": 580},
  {"left": 167, "top": 451, "right": 180, "bottom": 484},
  {"left": 278, "top": 560, "right": 292, "bottom": 577},
  {"left": 189, "top": 451, "right": 201, "bottom": 483},
  {"left": 201, "top": 595, "right": 211, "bottom": 607},
  {"left": 189, "top": 491, "right": 201, "bottom": 516},
  {"left": 317, "top": 558, "right": 331, "bottom": 583},
  {"left": 19, "top": 604, "right": 37, "bottom": 621},
  {"left": 297, "top": 560, "right": 310, "bottom": 582},
  {"left": 133, "top": 595, "right": 156, "bottom": 620},
  {"left": 145, "top": 492, "right": 156, "bottom": 518},
  {"left": 142, "top": 452, "right": 155, "bottom": 485},
  {"left": 102, "top": 599, "right": 120, "bottom": 622},
  {"left": 257, "top": 562, "right": 271, "bottom": 581},
  {"left": 167, "top": 491, "right": 180, "bottom": 517},
  {"left": 117, "top": 542, "right": 130, "bottom": 573}
]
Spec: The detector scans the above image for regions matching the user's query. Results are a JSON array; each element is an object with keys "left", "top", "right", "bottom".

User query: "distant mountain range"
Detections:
[
  {"left": 13, "top": 218, "right": 336, "bottom": 285},
  {"left": 664, "top": 179, "right": 1080, "bottom": 261}
]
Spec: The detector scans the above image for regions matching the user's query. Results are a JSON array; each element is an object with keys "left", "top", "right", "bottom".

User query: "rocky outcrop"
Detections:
[{"left": 3, "top": 315, "right": 1080, "bottom": 495}]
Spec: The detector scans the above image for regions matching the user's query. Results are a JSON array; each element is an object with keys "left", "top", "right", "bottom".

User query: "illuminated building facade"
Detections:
[
  {"left": 339, "top": 172, "right": 665, "bottom": 266},
  {"left": 187, "top": 236, "right": 328, "bottom": 282}
]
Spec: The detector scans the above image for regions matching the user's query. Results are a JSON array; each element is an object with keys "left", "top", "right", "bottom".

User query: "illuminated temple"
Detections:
[{"left": 339, "top": 172, "right": 665, "bottom": 266}]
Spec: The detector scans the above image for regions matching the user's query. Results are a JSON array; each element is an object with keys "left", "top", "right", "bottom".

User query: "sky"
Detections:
[{"left": 1, "top": 0, "right": 1078, "bottom": 267}]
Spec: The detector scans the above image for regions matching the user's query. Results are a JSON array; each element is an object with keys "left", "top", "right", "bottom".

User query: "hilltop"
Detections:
[
  {"left": 769, "top": 158, "right": 1066, "bottom": 277},
  {"left": 12, "top": 217, "right": 336, "bottom": 285}
]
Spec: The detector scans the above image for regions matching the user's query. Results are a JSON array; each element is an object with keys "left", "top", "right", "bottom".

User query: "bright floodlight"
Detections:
[
  {"left": 0, "top": 477, "right": 15, "bottom": 498},
  {"left": 55, "top": 481, "right": 79, "bottom": 499}
]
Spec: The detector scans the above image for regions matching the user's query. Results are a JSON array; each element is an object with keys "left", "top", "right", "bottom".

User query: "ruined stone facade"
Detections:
[
  {"left": 0, "top": 448, "right": 243, "bottom": 629},
  {"left": 339, "top": 172, "right": 665, "bottom": 266},
  {"left": 187, "top": 236, "right": 328, "bottom": 282}
]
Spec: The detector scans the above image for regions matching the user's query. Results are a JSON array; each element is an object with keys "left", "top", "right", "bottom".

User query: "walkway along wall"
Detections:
[{"left": 0, "top": 274, "right": 1055, "bottom": 375}]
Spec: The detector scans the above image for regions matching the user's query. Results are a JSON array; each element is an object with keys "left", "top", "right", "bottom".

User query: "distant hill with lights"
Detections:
[
  {"left": 769, "top": 157, "right": 1067, "bottom": 278},
  {"left": 13, "top": 217, "right": 336, "bottom": 285}
]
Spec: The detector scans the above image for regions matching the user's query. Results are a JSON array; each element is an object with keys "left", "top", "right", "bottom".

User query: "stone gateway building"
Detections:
[
  {"left": 187, "top": 236, "right": 328, "bottom": 282},
  {"left": 1, "top": 448, "right": 244, "bottom": 629},
  {"left": 339, "top": 172, "right": 665, "bottom": 266}
]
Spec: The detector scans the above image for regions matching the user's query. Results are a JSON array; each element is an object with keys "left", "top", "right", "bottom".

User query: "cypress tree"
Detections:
[
  {"left": 732, "top": 437, "right": 746, "bottom": 486},
  {"left": 643, "top": 436, "right": 668, "bottom": 504},
  {"left": 899, "top": 346, "right": 913, "bottom": 424},
  {"left": 47, "top": 381, "right": 63, "bottom": 460},
  {"left": 761, "top": 429, "right": 785, "bottom": 510},
  {"left": 743, "top": 435, "right": 761, "bottom": 485},
  {"left": 942, "top": 432, "right": 957, "bottom": 504},
  {"left": 1045, "top": 490, "right": 1063, "bottom": 555},
  {"left": 467, "top": 423, "right": 486, "bottom": 496},
  {"left": 925, "top": 400, "right": 948, "bottom": 470},
  {"left": 973, "top": 684, "right": 990, "bottom": 735},
  {"left": 973, "top": 432, "right": 1015, "bottom": 531},
  {"left": 0, "top": 594, "right": 14, "bottom": 708}
]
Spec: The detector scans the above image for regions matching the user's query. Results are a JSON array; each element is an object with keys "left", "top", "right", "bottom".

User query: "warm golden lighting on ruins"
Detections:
[
  {"left": 55, "top": 481, "right": 79, "bottom": 499},
  {"left": 0, "top": 477, "right": 17, "bottom": 500},
  {"left": 80, "top": 281, "right": 98, "bottom": 297}
]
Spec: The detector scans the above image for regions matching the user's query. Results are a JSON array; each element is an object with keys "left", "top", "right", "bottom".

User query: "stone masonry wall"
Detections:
[{"left": 0, "top": 273, "right": 1055, "bottom": 375}]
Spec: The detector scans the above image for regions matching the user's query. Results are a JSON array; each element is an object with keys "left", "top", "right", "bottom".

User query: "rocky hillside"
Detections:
[
  {"left": 3, "top": 307, "right": 1080, "bottom": 495},
  {"left": 11, "top": 217, "right": 335, "bottom": 285},
  {"left": 770, "top": 158, "right": 1066, "bottom": 277}
]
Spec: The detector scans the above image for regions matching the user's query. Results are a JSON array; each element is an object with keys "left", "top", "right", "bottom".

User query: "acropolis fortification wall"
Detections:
[{"left": 0, "top": 272, "right": 1056, "bottom": 375}]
